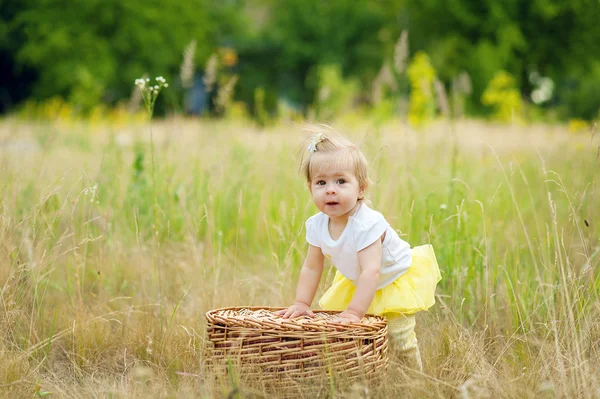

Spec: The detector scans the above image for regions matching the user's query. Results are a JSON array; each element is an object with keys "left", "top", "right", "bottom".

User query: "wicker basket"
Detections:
[{"left": 205, "top": 306, "right": 388, "bottom": 390}]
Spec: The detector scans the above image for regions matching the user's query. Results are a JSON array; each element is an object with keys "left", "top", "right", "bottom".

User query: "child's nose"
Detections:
[{"left": 326, "top": 184, "right": 337, "bottom": 194}]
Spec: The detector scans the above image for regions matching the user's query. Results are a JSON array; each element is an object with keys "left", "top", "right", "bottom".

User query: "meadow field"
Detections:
[{"left": 0, "top": 117, "right": 598, "bottom": 398}]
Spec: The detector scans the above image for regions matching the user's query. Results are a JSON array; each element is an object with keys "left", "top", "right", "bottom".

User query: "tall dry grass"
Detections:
[{"left": 0, "top": 117, "right": 598, "bottom": 398}]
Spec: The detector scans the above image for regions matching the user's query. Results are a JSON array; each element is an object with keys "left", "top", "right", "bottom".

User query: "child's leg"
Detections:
[{"left": 386, "top": 313, "right": 423, "bottom": 371}]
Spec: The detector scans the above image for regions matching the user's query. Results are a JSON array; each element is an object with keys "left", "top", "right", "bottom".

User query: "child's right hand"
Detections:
[{"left": 275, "top": 302, "right": 315, "bottom": 319}]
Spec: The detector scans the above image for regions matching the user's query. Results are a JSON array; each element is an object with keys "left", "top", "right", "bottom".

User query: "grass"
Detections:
[{"left": 0, "top": 116, "right": 598, "bottom": 398}]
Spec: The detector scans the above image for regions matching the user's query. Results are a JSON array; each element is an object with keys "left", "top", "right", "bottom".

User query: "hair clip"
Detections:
[{"left": 307, "top": 133, "right": 323, "bottom": 153}]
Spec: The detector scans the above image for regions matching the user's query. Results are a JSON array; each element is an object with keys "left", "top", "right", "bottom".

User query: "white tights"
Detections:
[{"left": 386, "top": 313, "right": 423, "bottom": 371}]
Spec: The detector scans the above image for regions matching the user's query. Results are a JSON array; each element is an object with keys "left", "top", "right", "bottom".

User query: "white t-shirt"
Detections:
[{"left": 305, "top": 203, "right": 412, "bottom": 289}]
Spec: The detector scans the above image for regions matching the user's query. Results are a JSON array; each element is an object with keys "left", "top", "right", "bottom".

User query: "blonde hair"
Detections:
[{"left": 300, "top": 125, "right": 371, "bottom": 198}]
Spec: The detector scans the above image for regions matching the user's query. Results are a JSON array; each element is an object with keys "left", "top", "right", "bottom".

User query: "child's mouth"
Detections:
[{"left": 326, "top": 202, "right": 339, "bottom": 206}]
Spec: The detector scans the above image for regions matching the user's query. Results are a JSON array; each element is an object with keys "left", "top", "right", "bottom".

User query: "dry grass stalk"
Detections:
[
  {"left": 455, "top": 71, "right": 472, "bottom": 95},
  {"left": 434, "top": 79, "right": 450, "bottom": 118},
  {"left": 394, "top": 30, "right": 409, "bottom": 74},
  {"left": 215, "top": 75, "right": 238, "bottom": 113},
  {"left": 203, "top": 54, "right": 219, "bottom": 93},
  {"left": 452, "top": 71, "right": 472, "bottom": 119},
  {"left": 180, "top": 39, "right": 197, "bottom": 89},
  {"left": 372, "top": 63, "right": 397, "bottom": 103},
  {"left": 127, "top": 74, "right": 145, "bottom": 113}
]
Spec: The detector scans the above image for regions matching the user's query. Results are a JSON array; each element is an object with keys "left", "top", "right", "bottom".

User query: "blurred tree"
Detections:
[
  {"left": 3, "top": 0, "right": 247, "bottom": 113},
  {"left": 312, "top": 64, "right": 359, "bottom": 121},
  {"left": 0, "top": 0, "right": 37, "bottom": 113},
  {"left": 2, "top": 0, "right": 598, "bottom": 120},
  {"left": 257, "top": 0, "right": 401, "bottom": 111},
  {"left": 561, "top": 63, "right": 600, "bottom": 121},
  {"left": 398, "top": 0, "right": 600, "bottom": 118}
]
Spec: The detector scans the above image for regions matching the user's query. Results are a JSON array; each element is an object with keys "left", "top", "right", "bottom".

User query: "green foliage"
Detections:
[
  {"left": 68, "top": 67, "right": 105, "bottom": 114},
  {"left": 407, "top": 52, "right": 437, "bottom": 126},
  {"left": 560, "top": 62, "right": 600, "bottom": 121},
  {"left": 368, "top": 99, "right": 396, "bottom": 126},
  {"left": 262, "top": 0, "right": 397, "bottom": 107},
  {"left": 2, "top": 0, "right": 599, "bottom": 120},
  {"left": 4, "top": 0, "right": 246, "bottom": 112},
  {"left": 311, "top": 64, "right": 359, "bottom": 121},
  {"left": 398, "top": 0, "right": 600, "bottom": 119},
  {"left": 481, "top": 71, "right": 522, "bottom": 122},
  {"left": 253, "top": 87, "right": 270, "bottom": 127}
]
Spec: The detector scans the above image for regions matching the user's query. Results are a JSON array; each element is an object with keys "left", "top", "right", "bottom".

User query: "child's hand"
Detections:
[
  {"left": 333, "top": 310, "right": 362, "bottom": 324},
  {"left": 275, "top": 302, "right": 315, "bottom": 319}
]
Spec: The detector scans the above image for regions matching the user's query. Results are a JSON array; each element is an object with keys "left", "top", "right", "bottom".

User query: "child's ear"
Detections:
[
  {"left": 359, "top": 183, "right": 368, "bottom": 197},
  {"left": 307, "top": 181, "right": 312, "bottom": 192}
]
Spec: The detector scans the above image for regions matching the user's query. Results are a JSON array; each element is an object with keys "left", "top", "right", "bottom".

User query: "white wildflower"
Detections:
[
  {"left": 83, "top": 184, "right": 99, "bottom": 203},
  {"left": 146, "top": 335, "right": 153, "bottom": 355},
  {"left": 135, "top": 75, "right": 169, "bottom": 116},
  {"left": 440, "top": 204, "right": 447, "bottom": 210}
]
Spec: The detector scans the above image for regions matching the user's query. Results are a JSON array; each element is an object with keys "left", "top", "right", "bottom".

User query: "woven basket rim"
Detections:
[{"left": 206, "top": 306, "right": 387, "bottom": 333}]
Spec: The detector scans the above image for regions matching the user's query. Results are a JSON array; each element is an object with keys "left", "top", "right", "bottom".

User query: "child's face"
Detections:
[{"left": 308, "top": 166, "right": 363, "bottom": 222}]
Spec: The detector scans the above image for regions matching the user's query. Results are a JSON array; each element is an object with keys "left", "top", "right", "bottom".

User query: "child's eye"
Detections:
[
  {"left": 337, "top": 179, "right": 346, "bottom": 184},
  {"left": 316, "top": 180, "right": 326, "bottom": 185}
]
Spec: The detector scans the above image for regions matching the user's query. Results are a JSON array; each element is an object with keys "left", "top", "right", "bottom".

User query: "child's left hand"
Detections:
[{"left": 332, "top": 310, "right": 362, "bottom": 324}]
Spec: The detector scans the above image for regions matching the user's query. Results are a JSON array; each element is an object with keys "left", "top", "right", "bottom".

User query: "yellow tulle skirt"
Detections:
[{"left": 319, "top": 244, "right": 442, "bottom": 316}]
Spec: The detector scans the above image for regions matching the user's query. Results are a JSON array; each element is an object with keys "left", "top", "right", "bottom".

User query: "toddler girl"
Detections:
[{"left": 276, "top": 126, "right": 441, "bottom": 370}]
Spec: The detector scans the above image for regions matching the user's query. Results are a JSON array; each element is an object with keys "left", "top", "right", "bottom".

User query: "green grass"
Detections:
[{"left": 0, "top": 117, "right": 598, "bottom": 398}]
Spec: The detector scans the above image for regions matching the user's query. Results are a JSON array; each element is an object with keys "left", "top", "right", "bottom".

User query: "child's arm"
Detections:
[
  {"left": 275, "top": 244, "right": 324, "bottom": 318},
  {"left": 337, "top": 238, "right": 382, "bottom": 322}
]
